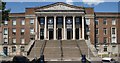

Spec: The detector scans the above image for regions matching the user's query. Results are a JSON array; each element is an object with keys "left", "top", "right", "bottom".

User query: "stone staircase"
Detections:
[
  {"left": 28, "top": 40, "right": 95, "bottom": 60},
  {"left": 62, "top": 40, "right": 81, "bottom": 60},
  {"left": 28, "top": 40, "right": 44, "bottom": 58},
  {"left": 44, "top": 40, "right": 61, "bottom": 60}
]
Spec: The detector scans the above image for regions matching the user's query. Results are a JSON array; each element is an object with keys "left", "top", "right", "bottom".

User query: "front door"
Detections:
[
  {"left": 67, "top": 29, "right": 72, "bottom": 40},
  {"left": 75, "top": 28, "right": 79, "bottom": 39},
  {"left": 58, "top": 28, "right": 62, "bottom": 39},
  {"left": 3, "top": 47, "right": 8, "bottom": 56},
  {"left": 49, "top": 30, "right": 53, "bottom": 40}
]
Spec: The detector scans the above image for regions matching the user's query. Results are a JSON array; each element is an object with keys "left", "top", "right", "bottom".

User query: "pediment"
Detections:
[
  {"left": 35, "top": 2, "right": 84, "bottom": 11},
  {"left": 42, "top": 5, "right": 80, "bottom": 10}
]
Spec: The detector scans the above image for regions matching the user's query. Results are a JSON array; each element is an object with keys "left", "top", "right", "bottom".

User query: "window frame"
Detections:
[
  {"left": 96, "top": 28, "right": 99, "bottom": 35},
  {"left": 30, "top": 19, "right": 34, "bottom": 25},
  {"left": 112, "top": 18, "right": 116, "bottom": 25},
  {"left": 21, "top": 19, "right": 25, "bottom": 25},
  {"left": 12, "top": 19, "right": 16, "bottom": 26},
  {"left": 12, "top": 46, "right": 16, "bottom": 52},
  {"left": 103, "top": 28, "right": 107, "bottom": 35},
  {"left": 103, "top": 18, "right": 107, "bottom": 25}
]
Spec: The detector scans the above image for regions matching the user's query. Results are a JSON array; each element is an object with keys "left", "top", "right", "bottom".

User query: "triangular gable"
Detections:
[{"left": 35, "top": 2, "right": 84, "bottom": 11}]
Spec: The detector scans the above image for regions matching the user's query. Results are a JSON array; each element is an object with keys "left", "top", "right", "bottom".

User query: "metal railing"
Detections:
[
  {"left": 59, "top": 39, "right": 63, "bottom": 60},
  {"left": 40, "top": 40, "right": 47, "bottom": 56},
  {"left": 25, "top": 40, "right": 35, "bottom": 56},
  {"left": 75, "top": 40, "right": 82, "bottom": 56}
]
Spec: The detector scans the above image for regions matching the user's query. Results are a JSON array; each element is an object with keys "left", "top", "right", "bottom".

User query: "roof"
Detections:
[{"left": 26, "top": 2, "right": 84, "bottom": 10}]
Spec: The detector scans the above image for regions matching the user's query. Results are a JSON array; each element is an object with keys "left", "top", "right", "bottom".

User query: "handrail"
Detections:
[
  {"left": 59, "top": 40, "right": 63, "bottom": 60},
  {"left": 75, "top": 40, "right": 83, "bottom": 56},
  {"left": 85, "top": 40, "right": 98, "bottom": 56},
  {"left": 25, "top": 40, "right": 35, "bottom": 56},
  {"left": 40, "top": 40, "right": 47, "bottom": 56}
]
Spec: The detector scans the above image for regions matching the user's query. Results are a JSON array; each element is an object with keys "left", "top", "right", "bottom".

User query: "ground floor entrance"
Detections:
[
  {"left": 49, "top": 29, "right": 53, "bottom": 40},
  {"left": 67, "top": 29, "right": 73, "bottom": 40},
  {"left": 39, "top": 28, "right": 82, "bottom": 40},
  {"left": 57, "top": 28, "right": 62, "bottom": 39}
]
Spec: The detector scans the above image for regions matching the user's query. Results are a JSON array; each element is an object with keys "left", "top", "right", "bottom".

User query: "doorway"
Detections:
[
  {"left": 67, "top": 29, "right": 72, "bottom": 40},
  {"left": 3, "top": 47, "right": 8, "bottom": 56},
  {"left": 49, "top": 30, "right": 53, "bottom": 40},
  {"left": 57, "top": 28, "right": 62, "bottom": 39},
  {"left": 75, "top": 28, "right": 79, "bottom": 39}
]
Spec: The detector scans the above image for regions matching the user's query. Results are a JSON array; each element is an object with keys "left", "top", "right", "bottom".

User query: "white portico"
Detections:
[{"left": 35, "top": 2, "right": 85, "bottom": 40}]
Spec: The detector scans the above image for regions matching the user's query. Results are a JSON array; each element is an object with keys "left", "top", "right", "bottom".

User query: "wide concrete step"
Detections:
[{"left": 28, "top": 40, "right": 94, "bottom": 60}]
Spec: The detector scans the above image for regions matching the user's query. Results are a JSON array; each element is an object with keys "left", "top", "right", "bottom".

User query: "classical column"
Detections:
[
  {"left": 73, "top": 16, "right": 75, "bottom": 40},
  {"left": 63, "top": 16, "right": 66, "bottom": 40},
  {"left": 79, "top": 28, "right": 81, "bottom": 40},
  {"left": 38, "top": 23, "right": 40, "bottom": 40},
  {"left": 35, "top": 16, "right": 38, "bottom": 40},
  {"left": 54, "top": 16, "right": 57, "bottom": 40},
  {"left": 82, "top": 16, "right": 85, "bottom": 39},
  {"left": 44, "top": 16, "right": 47, "bottom": 40}
]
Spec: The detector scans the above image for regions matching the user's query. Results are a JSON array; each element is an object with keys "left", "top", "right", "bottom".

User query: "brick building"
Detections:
[{"left": 0, "top": 2, "right": 120, "bottom": 57}]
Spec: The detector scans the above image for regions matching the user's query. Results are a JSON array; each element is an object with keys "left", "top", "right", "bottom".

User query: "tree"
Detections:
[{"left": 0, "top": 2, "right": 10, "bottom": 25}]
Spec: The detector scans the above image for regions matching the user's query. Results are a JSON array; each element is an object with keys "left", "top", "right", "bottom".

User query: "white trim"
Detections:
[
  {"left": 35, "top": 17, "right": 38, "bottom": 40},
  {"left": 73, "top": 16, "right": 75, "bottom": 40},
  {"left": 82, "top": 16, "right": 84, "bottom": 39},
  {"left": 111, "top": 27, "right": 117, "bottom": 43},
  {"left": 35, "top": 12, "right": 84, "bottom": 14},
  {"left": 54, "top": 16, "right": 57, "bottom": 40}
]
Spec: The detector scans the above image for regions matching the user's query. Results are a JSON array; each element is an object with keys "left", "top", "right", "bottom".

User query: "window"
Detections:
[
  {"left": 21, "top": 28, "right": 25, "bottom": 35},
  {"left": 48, "top": 18, "right": 53, "bottom": 24},
  {"left": 4, "top": 28, "right": 8, "bottom": 35},
  {"left": 30, "top": 28, "right": 34, "bottom": 34},
  {"left": 4, "top": 20, "right": 8, "bottom": 25},
  {"left": 103, "top": 18, "right": 107, "bottom": 25},
  {"left": 20, "top": 46, "right": 25, "bottom": 52},
  {"left": 57, "top": 17, "right": 63, "bottom": 24},
  {"left": 96, "top": 28, "right": 99, "bottom": 35},
  {"left": 95, "top": 18, "right": 98, "bottom": 25},
  {"left": 112, "top": 37, "right": 116, "bottom": 43},
  {"left": 96, "top": 37, "right": 99, "bottom": 44},
  {"left": 30, "top": 19, "right": 34, "bottom": 25},
  {"left": 12, "top": 46, "right": 16, "bottom": 52},
  {"left": 4, "top": 38, "right": 8, "bottom": 44},
  {"left": 21, "top": 38, "right": 25, "bottom": 44},
  {"left": 112, "top": 28, "right": 116, "bottom": 34},
  {"left": 12, "top": 38, "right": 16, "bottom": 44},
  {"left": 66, "top": 17, "right": 72, "bottom": 24},
  {"left": 112, "top": 18, "right": 116, "bottom": 25},
  {"left": 75, "top": 17, "right": 80, "bottom": 24},
  {"left": 40, "top": 29, "right": 44, "bottom": 39},
  {"left": 86, "top": 18, "right": 90, "bottom": 25},
  {"left": 21, "top": 19, "right": 25, "bottom": 25},
  {"left": 40, "top": 17, "right": 45, "bottom": 25},
  {"left": 12, "top": 28, "right": 16, "bottom": 35},
  {"left": 30, "top": 37, "right": 35, "bottom": 42},
  {"left": 12, "top": 19, "right": 16, "bottom": 26},
  {"left": 103, "top": 28, "right": 107, "bottom": 35},
  {"left": 103, "top": 37, "right": 107, "bottom": 44},
  {"left": 104, "top": 46, "right": 107, "bottom": 52}
]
